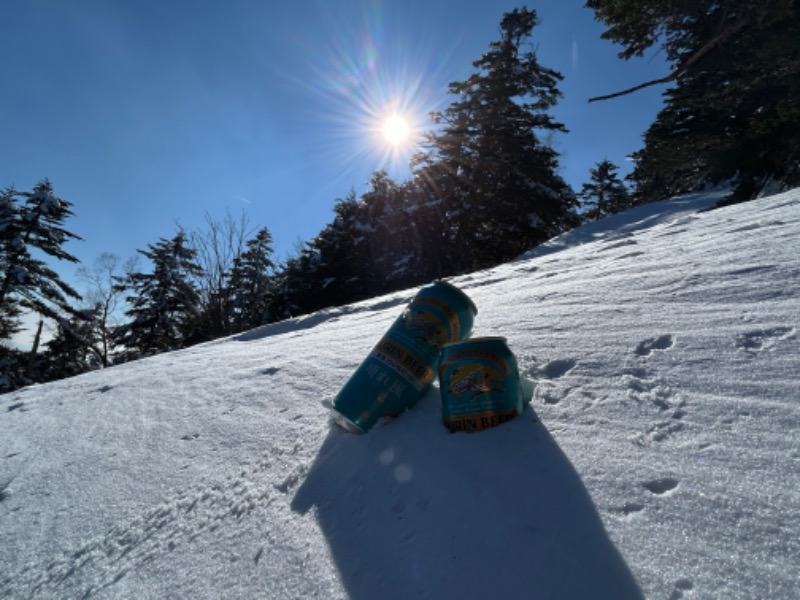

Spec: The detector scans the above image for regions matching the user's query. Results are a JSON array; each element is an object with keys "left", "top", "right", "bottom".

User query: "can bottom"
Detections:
[{"left": 329, "top": 409, "right": 365, "bottom": 434}]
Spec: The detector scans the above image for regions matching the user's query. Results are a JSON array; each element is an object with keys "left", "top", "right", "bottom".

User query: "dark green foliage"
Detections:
[
  {"left": 41, "top": 309, "right": 101, "bottom": 379},
  {"left": 587, "top": 0, "right": 800, "bottom": 202},
  {"left": 114, "top": 233, "right": 202, "bottom": 358},
  {"left": 0, "top": 180, "right": 82, "bottom": 338},
  {"left": 0, "top": 346, "right": 28, "bottom": 392},
  {"left": 412, "top": 6, "right": 578, "bottom": 270},
  {"left": 267, "top": 244, "right": 325, "bottom": 321},
  {"left": 579, "top": 160, "right": 631, "bottom": 221},
  {"left": 269, "top": 191, "right": 367, "bottom": 320},
  {"left": 269, "top": 170, "right": 457, "bottom": 319},
  {"left": 227, "top": 227, "right": 276, "bottom": 332}
]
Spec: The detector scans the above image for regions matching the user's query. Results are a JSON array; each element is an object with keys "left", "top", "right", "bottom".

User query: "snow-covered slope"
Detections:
[{"left": 2, "top": 188, "right": 798, "bottom": 599}]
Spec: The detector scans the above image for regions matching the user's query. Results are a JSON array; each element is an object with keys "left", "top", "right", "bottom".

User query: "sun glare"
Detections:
[{"left": 382, "top": 115, "right": 410, "bottom": 145}]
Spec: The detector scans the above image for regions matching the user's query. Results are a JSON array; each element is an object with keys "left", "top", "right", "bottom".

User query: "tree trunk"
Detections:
[{"left": 26, "top": 318, "right": 44, "bottom": 378}]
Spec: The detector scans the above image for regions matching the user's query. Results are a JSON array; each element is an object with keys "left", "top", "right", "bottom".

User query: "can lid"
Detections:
[{"left": 433, "top": 279, "right": 479, "bottom": 316}]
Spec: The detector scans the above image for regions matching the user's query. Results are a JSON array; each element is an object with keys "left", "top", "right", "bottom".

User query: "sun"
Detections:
[{"left": 382, "top": 115, "right": 410, "bottom": 145}]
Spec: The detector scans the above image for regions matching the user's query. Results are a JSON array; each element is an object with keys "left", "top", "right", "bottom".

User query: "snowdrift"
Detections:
[{"left": 2, "top": 188, "right": 799, "bottom": 599}]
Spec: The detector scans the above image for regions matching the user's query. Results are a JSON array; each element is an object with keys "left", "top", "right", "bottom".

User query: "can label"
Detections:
[
  {"left": 370, "top": 337, "right": 435, "bottom": 391},
  {"left": 439, "top": 337, "right": 526, "bottom": 433},
  {"left": 445, "top": 410, "right": 518, "bottom": 433},
  {"left": 332, "top": 280, "right": 477, "bottom": 433},
  {"left": 408, "top": 293, "right": 462, "bottom": 343}
]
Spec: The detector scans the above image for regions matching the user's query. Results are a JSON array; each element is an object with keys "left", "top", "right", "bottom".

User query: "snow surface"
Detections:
[{"left": 2, "top": 188, "right": 799, "bottom": 599}]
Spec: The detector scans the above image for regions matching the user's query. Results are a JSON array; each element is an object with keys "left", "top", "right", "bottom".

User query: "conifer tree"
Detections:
[
  {"left": 114, "top": 232, "right": 202, "bottom": 358},
  {"left": 303, "top": 191, "right": 371, "bottom": 310},
  {"left": 354, "top": 171, "right": 419, "bottom": 293},
  {"left": 227, "top": 227, "right": 276, "bottom": 333},
  {"left": 0, "top": 346, "right": 27, "bottom": 392},
  {"left": 413, "top": 7, "right": 578, "bottom": 271},
  {"left": 0, "top": 188, "right": 22, "bottom": 339},
  {"left": 0, "top": 180, "right": 82, "bottom": 339},
  {"left": 42, "top": 309, "right": 99, "bottom": 379},
  {"left": 586, "top": 0, "right": 800, "bottom": 202},
  {"left": 267, "top": 244, "right": 324, "bottom": 321},
  {"left": 579, "top": 159, "right": 630, "bottom": 221}
]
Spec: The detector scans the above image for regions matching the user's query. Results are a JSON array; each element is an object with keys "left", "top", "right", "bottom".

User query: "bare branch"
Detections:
[
  {"left": 588, "top": 73, "right": 677, "bottom": 102},
  {"left": 589, "top": 13, "right": 751, "bottom": 103}
]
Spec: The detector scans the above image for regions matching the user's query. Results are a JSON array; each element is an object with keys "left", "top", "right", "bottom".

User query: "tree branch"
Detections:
[
  {"left": 588, "top": 73, "right": 677, "bottom": 102},
  {"left": 588, "top": 13, "right": 751, "bottom": 103}
]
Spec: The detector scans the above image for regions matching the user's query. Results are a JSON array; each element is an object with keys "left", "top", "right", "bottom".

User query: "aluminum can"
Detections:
[
  {"left": 332, "top": 281, "right": 478, "bottom": 433},
  {"left": 439, "top": 337, "right": 532, "bottom": 433}
]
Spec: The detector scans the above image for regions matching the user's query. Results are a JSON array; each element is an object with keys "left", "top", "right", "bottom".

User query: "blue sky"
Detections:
[{"left": 1, "top": 0, "right": 668, "bottom": 278}]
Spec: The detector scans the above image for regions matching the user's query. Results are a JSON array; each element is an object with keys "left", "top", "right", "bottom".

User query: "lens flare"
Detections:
[
  {"left": 273, "top": 2, "right": 460, "bottom": 190},
  {"left": 382, "top": 115, "right": 410, "bottom": 145}
]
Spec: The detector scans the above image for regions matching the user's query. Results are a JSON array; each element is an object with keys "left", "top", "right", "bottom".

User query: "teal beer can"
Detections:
[
  {"left": 439, "top": 337, "right": 534, "bottom": 433},
  {"left": 331, "top": 281, "right": 477, "bottom": 433}
]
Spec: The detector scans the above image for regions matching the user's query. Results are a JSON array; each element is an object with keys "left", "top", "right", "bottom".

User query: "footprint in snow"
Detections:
[
  {"left": 668, "top": 577, "right": 695, "bottom": 600},
  {"left": 536, "top": 358, "right": 577, "bottom": 379},
  {"left": 610, "top": 501, "right": 645, "bottom": 518},
  {"left": 642, "top": 477, "right": 679, "bottom": 495},
  {"left": 635, "top": 334, "right": 675, "bottom": 357},
  {"left": 735, "top": 326, "right": 795, "bottom": 355}
]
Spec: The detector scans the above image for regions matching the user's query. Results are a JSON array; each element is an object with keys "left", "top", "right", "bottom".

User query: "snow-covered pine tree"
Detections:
[
  {"left": 227, "top": 227, "right": 276, "bottom": 333},
  {"left": 114, "top": 232, "right": 202, "bottom": 359},
  {"left": 0, "top": 180, "right": 82, "bottom": 340}
]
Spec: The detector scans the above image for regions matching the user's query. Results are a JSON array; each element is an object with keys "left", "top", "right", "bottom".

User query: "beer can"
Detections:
[
  {"left": 332, "top": 280, "right": 478, "bottom": 433},
  {"left": 439, "top": 337, "right": 534, "bottom": 433}
]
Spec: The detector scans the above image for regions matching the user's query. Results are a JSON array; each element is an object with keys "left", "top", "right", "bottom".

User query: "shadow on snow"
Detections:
[{"left": 291, "top": 399, "right": 643, "bottom": 600}]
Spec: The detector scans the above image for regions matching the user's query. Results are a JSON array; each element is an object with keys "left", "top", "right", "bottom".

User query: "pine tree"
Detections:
[
  {"left": 587, "top": 0, "right": 800, "bottom": 202},
  {"left": 114, "top": 232, "right": 202, "bottom": 358},
  {"left": 303, "top": 191, "right": 372, "bottom": 310},
  {"left": 413, "top": 7, "right": 578, "bottom": 271},
  {"left": 0, "top": 180, "right": 82, "bottom": 339},
  {"left": 227, "top": 227, "right": 276, "bottom": 333},
  {"left": 0, "top": 346, "right": 27, "bottom": 392},
  {"left": 354, "top": 171, "right": 419, "bottom": 293},
  {"left": 267, "top": 244, "right": 324, "bottom": 321},
  {"left": 0, "top": 187, "right": 22, "bottom": 339},
  {"left": 42, "top": 309, "right": 100, "bottom": 380},
  {"left": 579, "top": 159, "right": 630, "bottom": 221}
]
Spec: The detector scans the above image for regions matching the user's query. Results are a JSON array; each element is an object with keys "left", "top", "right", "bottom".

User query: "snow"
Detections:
[
  {"left": 2, "top": 188, "right": 799, "bottom": 599},
  {"left": 353, "top": 221, "right": 376, "bottom": 233},
  {"left": 31, "top": 189, "right": 60, "bottom": 214}
]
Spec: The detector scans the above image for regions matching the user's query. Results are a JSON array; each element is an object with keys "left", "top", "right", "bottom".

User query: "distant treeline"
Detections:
[{"left": 2, "top": 3, "right": 798, "bottom": 391}]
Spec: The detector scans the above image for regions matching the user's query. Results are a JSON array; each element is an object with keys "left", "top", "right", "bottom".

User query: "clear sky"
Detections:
[{"left": 1, "top": 0, "right": 668, "bottom": 277}]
